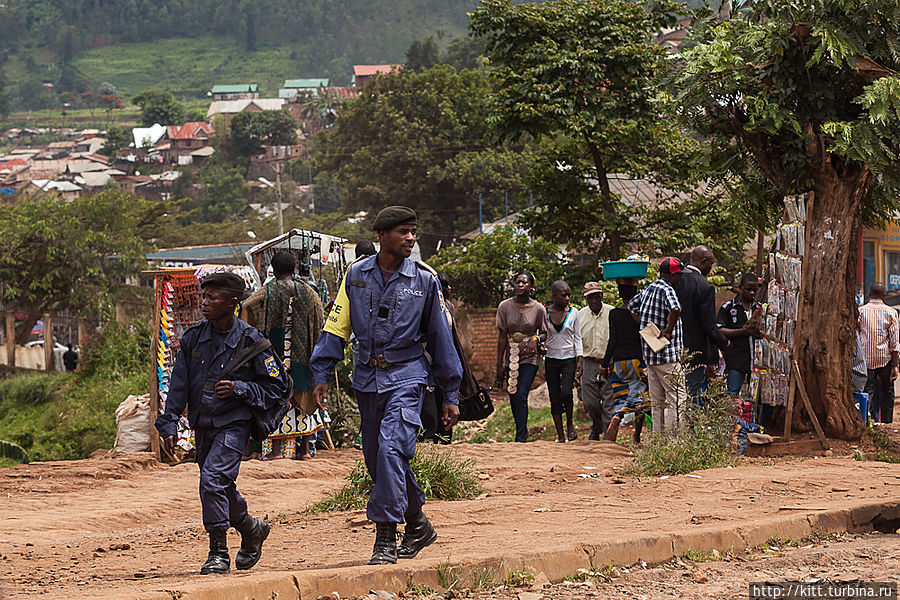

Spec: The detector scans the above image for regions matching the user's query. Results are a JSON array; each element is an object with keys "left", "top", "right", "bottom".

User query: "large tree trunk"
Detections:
[{"left": 794, "top": 165, "right": 869, "bottom": 440}]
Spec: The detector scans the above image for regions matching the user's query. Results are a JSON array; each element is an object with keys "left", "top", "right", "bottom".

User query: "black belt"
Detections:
[{"left": 365, "top": 355, "right": 394, "bottom": 369}]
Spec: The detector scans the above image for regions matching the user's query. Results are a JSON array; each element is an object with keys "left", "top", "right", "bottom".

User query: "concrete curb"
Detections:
[{"left": 122, "top": 499, "right": 900, "bottom": 600}]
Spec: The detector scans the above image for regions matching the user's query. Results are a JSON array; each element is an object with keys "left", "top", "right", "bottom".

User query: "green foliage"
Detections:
[
  {"left": 472, "top": 0, "right": 737, "bottom": 260},
  {"left": 78, "top": 321, "right": 152, "bottom": 380},
  {"left": 200, "top": 165, "right": 248, "bottom": 221},
  {"left": 0, "top": 71, "right": 10, "bottom": 117},
  {"left": 428, "top": 225, "right": 567, "bottom": 308},
  {"left": 229, "top": 110, "right": 299, "bottom": 158},
  {"left": 0, "top": 440, "right": 30, "bottom": 465},
  {"left": 623, "top": 373, "right": 738, "bottom": 477},
  {"left": 131, "top": 89, "right": 185, "bottom": 126},
  {"left": 0, "top": 190, "right": 167, "bottom": 319},
  {"left": 674, "top": 0, "right": 900, "bottom": 223},
  {"left": 0, "top": 369, "right": 148, "bottom": 462},
  {"left": 4, "top": 2, "right": 474, "bottom": 107},
  {"left": 316, "top": 65, "right": 537, "bottom": 255},
  {"left": 99, "top": 125, "right": 130, "bottom": 158},
  {"left": 406, "top": 36, "right": 441, "bottom": 72},
  {"left": 306, "top": 445, "right": 483, "bottom": 513}
]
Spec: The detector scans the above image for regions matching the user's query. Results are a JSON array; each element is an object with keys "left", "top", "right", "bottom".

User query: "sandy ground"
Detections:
[
  {"left": 420, "top": 531, "right": 900, "bottom": 600},
  {"left": 2, "top": 436, "right": 900, "bottom": 599}
]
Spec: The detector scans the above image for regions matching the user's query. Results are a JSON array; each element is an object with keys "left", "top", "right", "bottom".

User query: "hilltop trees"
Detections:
[{"left": 132, "top": 90, "right": 185, "bottom": 126}]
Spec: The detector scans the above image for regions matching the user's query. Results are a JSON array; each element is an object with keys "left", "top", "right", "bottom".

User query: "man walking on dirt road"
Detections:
[
  {"left": 155, "top": 272, "right": 289, "bottom": 575},
  {"left": 310, "top": 206, "right": 462, "bottom": 565}
]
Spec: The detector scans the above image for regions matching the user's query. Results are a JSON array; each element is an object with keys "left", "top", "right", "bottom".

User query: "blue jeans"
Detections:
[
  {"left": 686, "top": 366, "right": 707, "bottom": 405},
  {"left": 507, "top": 363, "right": 539, "bottom": 442},
  {"left": 726, "top": 369, "right": 749, "bottom": 396}
]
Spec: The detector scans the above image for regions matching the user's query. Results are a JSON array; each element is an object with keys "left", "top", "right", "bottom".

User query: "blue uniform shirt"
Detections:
[
  {"left": 309, "top": 255, "right": 462, "bottom": 404},
  {"left": 155, "top": 317, "right": 289, "bottom": 438}
]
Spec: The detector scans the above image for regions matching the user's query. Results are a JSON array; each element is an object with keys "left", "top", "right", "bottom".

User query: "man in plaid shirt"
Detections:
[{"left": 628, "top": 257, "right": 687, "bottom": 431}]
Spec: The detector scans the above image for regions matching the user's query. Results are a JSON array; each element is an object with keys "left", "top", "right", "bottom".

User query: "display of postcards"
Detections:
[
  {"left": 782, "top": 289, "right": 799, "bottom": 320},
  {"left": 784, "top": 194, "right": 806, "bottom": 223},
  {"left": 767, "top": 281, "right": 783, "bottom": 314},
  {"left": 775, "top": 253, "right": 802, "bottom": 290},
  {"left": 749, "top": 370, "right": 761, "bottom": 403},
  {"left": 764, "top": 313, "right": 779, "bottom": 338}
]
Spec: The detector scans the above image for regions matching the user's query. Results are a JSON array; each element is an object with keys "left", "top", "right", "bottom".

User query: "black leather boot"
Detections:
[
  {"left": 397, "top": 510, "right": 437, "bottom": 559},
  {"left": 369, "top": 522, "right": 398, "bottom": 565},
  {"left": 234, "top": 514, "right": 270, "bottom": 570},
  {"left": 200, "top": 530, "right": 230, "bottom": 574}
]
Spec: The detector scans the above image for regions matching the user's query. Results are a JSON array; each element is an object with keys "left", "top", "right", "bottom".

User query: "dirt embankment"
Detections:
[{"left": 2, "top": 441, "right": 900, "bottom": 599}]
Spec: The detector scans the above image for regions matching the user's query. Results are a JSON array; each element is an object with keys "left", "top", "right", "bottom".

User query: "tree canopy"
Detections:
[
  {"left": 131, "top": 89, "right": 185, "bottom": 126},
  {"left": 674, "top": 0, "right": 900, "bottom": 439},
  {"left": 316, "top": 65, "right": 537, "bottom": 256},
  {"left": 471, "top": 0, "right": 713, "bottom": 259},
  {"left": 0, "top": 190, "right": 166, "bottom": 341},
  {"left": 229, "top": 110, "right": 299, "bottom": 158}
]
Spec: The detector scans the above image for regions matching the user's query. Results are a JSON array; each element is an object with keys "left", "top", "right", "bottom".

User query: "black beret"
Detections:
[
  {"left": 372, "top": 205, "right": 417, "bottom": 231},
  {"left": 200, "top": 272, "right": 247, "bottom": 298}
]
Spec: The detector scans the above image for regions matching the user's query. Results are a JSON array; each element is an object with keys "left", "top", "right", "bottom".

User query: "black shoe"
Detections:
[
  {"left": 234, "top": 515, "right": 270, "bottom": 570},
  {"left": 369, "top": 522, "right": 398, "bottom": 565},
  {"left": 200, "top": 530, "right": 230, "bottom": 574},
  {"left": 588, "top": 432, "right": 600, "bottom": 441},
  {"left": 397, "top": 511, "right": 437, "bottom": 559}
]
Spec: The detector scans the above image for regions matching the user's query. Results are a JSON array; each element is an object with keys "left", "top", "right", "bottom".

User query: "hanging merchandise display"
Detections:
[
  {"left": 245, "top": 229, "right": 348, "bottom": 459},
  {"left": 753, "top": 194, "right": 807, "bottom": 408},
  {"left": 148, "top": 264, "right": 258, "bottom": 456}
]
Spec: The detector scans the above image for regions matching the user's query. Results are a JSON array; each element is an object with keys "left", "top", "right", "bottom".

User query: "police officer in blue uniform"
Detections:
[
  {"left": 155, "top": 272, "right": 288, "bottom": 575},
  {"left": 310, "top": 206, "right": 462, "bottom": 565}
]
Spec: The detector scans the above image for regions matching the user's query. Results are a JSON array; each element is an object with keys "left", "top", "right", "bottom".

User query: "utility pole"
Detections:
[{"left": 479, "top": 192, "right": 483, "bottom": 234}]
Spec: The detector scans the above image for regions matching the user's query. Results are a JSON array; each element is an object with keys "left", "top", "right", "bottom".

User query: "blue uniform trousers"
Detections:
[
  {"left": 195, "top": 421, "right": 250, "bottom": 532},
  {"left": 357, "top": 385, "right": 426, "bottom": 523}
]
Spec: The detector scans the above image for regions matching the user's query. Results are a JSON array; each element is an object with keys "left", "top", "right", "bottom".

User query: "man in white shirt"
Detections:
[{"left": 578, "top": 282, "right": 614, "bottom": 439}]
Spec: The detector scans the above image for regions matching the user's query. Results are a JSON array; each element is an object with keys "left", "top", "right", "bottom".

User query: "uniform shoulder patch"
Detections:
[
  {"left": 264, "top": 355, "right": 279, "bottom": 377},
  {"left": 415, "top": 260, "right": 438, "bottom": 276}
]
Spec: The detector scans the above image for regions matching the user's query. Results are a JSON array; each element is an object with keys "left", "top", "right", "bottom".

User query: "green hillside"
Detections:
[{"left": 1, "top": 0, "right": 477, "bottom": 109}]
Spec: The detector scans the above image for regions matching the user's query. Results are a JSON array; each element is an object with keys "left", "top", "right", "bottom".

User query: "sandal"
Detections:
[
  {"left": 567, "top": 429, "right": 577, "bottom": 441},
  {"left": 554, "top": 438, "right": 566, "bottom": 443}
]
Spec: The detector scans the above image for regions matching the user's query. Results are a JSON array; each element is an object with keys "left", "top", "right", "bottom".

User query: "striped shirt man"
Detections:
[{"left": 859, "top": 298, "right": 899, "bottom": 370}]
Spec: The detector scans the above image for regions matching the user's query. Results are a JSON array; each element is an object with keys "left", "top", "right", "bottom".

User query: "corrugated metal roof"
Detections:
[
  {"left": 147, "top": 243, "right": 256, "bottom": 261},
  {"left": 283, "top": 78, "right": 329, "bottom": 89},
  {"left": 353, "top": 65, "right": 401, "bottom": 76},
  {"left": 211, "top": 84, "right": 258, "bottom": 94},
  {"left": 207, "top": 98, "right": 285, "bottom": 117}
]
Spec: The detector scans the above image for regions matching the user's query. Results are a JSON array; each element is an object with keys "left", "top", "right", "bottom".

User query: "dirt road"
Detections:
[
  {"left": 2, "top": 441, "right": 900, "bottom": 599},
  {"left": 440, "top": 532, "right": 900, "bottom": 600}
]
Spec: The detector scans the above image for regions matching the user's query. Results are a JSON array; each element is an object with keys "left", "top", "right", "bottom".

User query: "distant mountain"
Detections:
[{"left": 1, "top": 0, "right": 478, "bottom": 109}]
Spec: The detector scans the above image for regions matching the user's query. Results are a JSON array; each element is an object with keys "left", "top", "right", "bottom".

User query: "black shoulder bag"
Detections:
[{"left": 220, "top": 334, "right": 293, "bottom": 442}]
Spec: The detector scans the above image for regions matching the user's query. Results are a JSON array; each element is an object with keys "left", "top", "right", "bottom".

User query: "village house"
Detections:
[
  {"left": 210, "top": 83, "right": 259, "bottom": 101},
  {"left": 352, "top": 64, "right": 401, "bottom": 89},
  {"left": 278, "top": 78, "right": 330, "bottom": 99},
  {"left": 206, "top": 98, "right": 286, "bottom": 124},
  {"left": 158, "top": 122, "right": 214, "bottom": 165}
]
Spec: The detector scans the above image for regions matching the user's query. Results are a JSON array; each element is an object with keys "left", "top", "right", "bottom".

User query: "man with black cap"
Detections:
[
  {"left": 310, "top": 205, "right": 462, "bottom": 565},
  {"left": 155, "top": 272, "right": 289, "bottom": 575}
]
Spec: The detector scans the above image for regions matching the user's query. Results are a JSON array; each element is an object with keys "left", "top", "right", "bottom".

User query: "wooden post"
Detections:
[
  {"left": 5, "top": 311, "right": 14, "bottom": 368},
  {"left": 77, "top": 318, "right": 88, "bottom": 345},
  {"left": 43, "top": 313, "right": 53, "bottom": 371},
  {"left": 792, "top": 360, "right": 829, "bottom": 450},
  {"left": 783, "top": 377, "right": 796, "bottom": 441},
  {"left": 148, "top": 276, "right": 163, "bottom": 459},
  {"left": 115, "top": 301, "right": 127, "bottom": 323}
]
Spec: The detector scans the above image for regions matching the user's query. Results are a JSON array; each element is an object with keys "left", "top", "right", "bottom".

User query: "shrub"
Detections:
[
  {"left": 78, "top": 320, "right": 151, "bottom": 379},
  {"left": 623, "top": 366, "right": 738, "bottom": 477},
  {"left": 306, "top": 445, "right": 483, "bottom": 513}
]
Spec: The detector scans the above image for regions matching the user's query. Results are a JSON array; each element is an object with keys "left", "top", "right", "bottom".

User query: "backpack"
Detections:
[{"left": 220, "top": 333, "right": 293, "bottom": 443}]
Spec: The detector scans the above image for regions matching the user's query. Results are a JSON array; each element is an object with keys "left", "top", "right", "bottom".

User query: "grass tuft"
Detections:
[
  {"left": 306, "top": 445, "right": 483, "bottom": 513},
  {"left": 623, "top": 370, "right": 737, "bottom": 477}
]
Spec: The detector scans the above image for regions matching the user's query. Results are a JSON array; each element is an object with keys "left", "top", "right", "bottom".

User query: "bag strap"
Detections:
[{"left": 221, "top": 334, "right": 272, "bottom": 380}]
